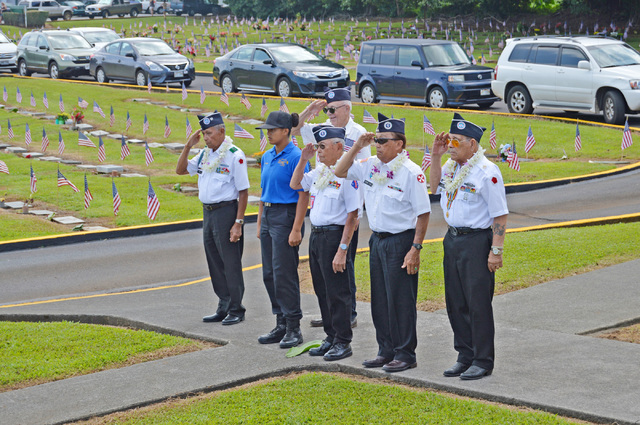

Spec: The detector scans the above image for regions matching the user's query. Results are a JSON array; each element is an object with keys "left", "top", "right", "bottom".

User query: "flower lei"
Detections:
[
  {"left": 199, "top": 136, "right": 233, "bottom": 173},
  {"left": 314, "top": 162, "right": 337, "bottom": 190},
  {"left": 371, "top": 150, "right": 408, "bottom": 185},
  {"left": 441, "top": 146, "right": 486, "bottom": 193}
]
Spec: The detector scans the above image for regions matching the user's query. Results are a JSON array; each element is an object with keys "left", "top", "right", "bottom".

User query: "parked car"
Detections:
[
  {"left": 69, "top": 27, "right": 119, "bottom": 49},
  {"left": 17, "top": 0, "right": 73, "bottom": 20},
  {"left": 140, "top": 0, "right": 168, "bottom": 13},
  {"left": 59, "top": 0, "right": 86, "bottom": 15},
  {"left": 85, "top": 0, "right": 141, "bottom": 19},
  {"left": 169, "top": 0, "right": 182, "bottom": 14},
  {"left": 17, "top": 30, "right": 95, "bottom": 79},
  {"left": 0, "top": 32, "right": 18, "bottom": 73},
  {"left": 213, "top": 43, "right": 350, "bottom": 98},
  {"left": 355, "top": 39, "right": 498, "bottom": 108},
  {"left": 180, "top": 0, "right": 226, "bottom": 16},
  {"left": 89, "top": 37, "right": 195, "bottom": 86},
  {"left": 492, "top": 35, "right": 640, "bottom": 125}
]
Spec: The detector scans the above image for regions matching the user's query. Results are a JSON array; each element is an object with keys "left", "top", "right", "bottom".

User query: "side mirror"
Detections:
[
  {"left": 262, "top": 59, "right": 273, "bottom": 65},
  {"left": 125, "top": 52, "right": 135, "bottom": 59},
  {"left": 39, "top": 45, "right": 47, "bottom": 50},
  {"left": 577, "top": 60, "right": 591, "bottom": 70},
  {"left": 411, "top": 60, "right": 424, "bottom": 69}
]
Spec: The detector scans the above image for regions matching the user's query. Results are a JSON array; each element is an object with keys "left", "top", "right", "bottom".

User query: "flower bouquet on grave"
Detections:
[
  {"left": 56, "top": 112, "right": 70, "bottom": 125},
  {"left": 498, "top": 144, "right": 512, "bottom": 162}
]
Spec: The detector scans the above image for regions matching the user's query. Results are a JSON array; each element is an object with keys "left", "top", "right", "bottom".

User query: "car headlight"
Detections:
[
  {"left": 340, "top": 69, "right": 348, "bottom": 78},
  {"left": 293, "top": 70, "right": 316, "bottom": 79},
  {"left": 448, "top": 75, "right": 465, "bottom": 82},
  {"left": 630, "top": 80, "right": 640, "bottom": 90},
  {"left": 59, "top": 54, "right": 77, "bottom": 61},
  {"left": 145, "top": 61, "right": 164, "bottom": 72}
]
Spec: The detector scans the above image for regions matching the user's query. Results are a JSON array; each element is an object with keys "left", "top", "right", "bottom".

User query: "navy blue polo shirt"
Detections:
[{"left": 260, "top": 142, "right": 310, "bottom": 204}]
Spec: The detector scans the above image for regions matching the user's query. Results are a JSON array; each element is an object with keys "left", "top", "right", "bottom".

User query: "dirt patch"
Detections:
[{"left": 597, "top": 323, "right": 640, "bottom": 344}]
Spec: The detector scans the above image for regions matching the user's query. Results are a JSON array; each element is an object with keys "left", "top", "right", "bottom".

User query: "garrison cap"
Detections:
[
  {"left": 449, "top": 112, "right": 486, "bottom": 142},
  {"left": 324, "top": 87, "right": 351, "bottom": 104},
  {"left": 377, "top": 113, "right": 405, "bottom": 135},
  {"left": 313, "top": 125, "right": 346, "bottom": 144},
  {"left": 197, "top": 111, "right": 224, "bottom": 130}
]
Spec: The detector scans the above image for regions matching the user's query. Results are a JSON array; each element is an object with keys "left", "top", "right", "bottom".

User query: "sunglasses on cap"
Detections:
[
  {"left": 374, "top": 137, "right": 400, "bottom": 145},
  {"left": 323, "top": 104, "right": 348, "bottom": 114}
]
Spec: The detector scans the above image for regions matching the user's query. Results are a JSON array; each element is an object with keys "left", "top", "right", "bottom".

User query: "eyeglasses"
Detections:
[
  {"left": 447, "top": 137, "right": 468, "bottom": 147},
  {"left": 373, "top": 137, "right": 399, "bottom": 145},
  {"left": 323, "top": 104, "right": 347, "bottom": 114}
]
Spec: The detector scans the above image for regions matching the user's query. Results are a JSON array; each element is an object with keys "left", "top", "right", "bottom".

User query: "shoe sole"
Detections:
[
  {"left": 460, "top": 370, "right": 492, "bottom": 380},
  {"left": 279, "top": 339, "right": 303, "bottom": 349},
  {"left": 362, "top": 359, "right": 392, "bottom": 368}
]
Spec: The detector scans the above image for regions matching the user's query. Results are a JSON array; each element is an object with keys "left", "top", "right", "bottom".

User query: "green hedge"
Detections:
[{"left": 2, "top": 11, "right": 49, "bottom": 27}]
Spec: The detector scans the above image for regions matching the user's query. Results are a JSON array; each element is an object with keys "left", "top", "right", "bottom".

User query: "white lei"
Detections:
[
  {"left": 314, "top": 162, "right": 337, "bottom": 190},
  {"left": 371, "top": 150, "right": 408, "bottom": 185},
  {"left": 442, "top": 146, "right": 486, "bottom": 193},
  {"left": 200, "top": 136, "right": 233, "bottom": 173}
]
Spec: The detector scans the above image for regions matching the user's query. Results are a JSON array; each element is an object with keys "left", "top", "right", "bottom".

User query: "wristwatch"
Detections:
[
  {"left": 412, "top": 243, "right": 423, "bottom": 251},
  {"left": 235, "top": 219, "right": 244, "bottom": 225},
  {"left": 339, "top": 243, "right": 348, "bottom": 251},
  {"left": 491, "top": 246, "right": 503, "bottom": 255}
]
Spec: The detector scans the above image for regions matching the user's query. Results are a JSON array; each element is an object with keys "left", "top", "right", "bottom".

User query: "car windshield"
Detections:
[
  {"left": 134, "top": 40, "right": 175, "bottom": 56},
  {"left": 0, "top": 33, "right": 11, "bottom": 44},
  {"left": 422, "top": 43, "right": 470, "bottom": 66},
  {"left": 82, "top": 31, "right": 119, "bottom": 43},
  {"left": 587, "top": 43, "right": 640, "bottom": 68},
  {"left": 269, "top": 45, "right": 322, "bottom": 63},
  {"left": 96, "top": 0, "right": 110, "bottom": 4},
  {"left": 49, "top": 33, "right": 92, "bottom": 49}
]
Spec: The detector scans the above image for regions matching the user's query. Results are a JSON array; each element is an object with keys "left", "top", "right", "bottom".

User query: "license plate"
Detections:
[
  {"left": 328, "top": 81, "right": 338, "bottom": 88},
  {"left": 481, "top": 88, "right": 490, "bottom": 96},
  {"left": 84, "top": 64, "right": 90, "bottom": 70},
  {"left": 174, "top": 71, "right": 184, "bottom": 78}
]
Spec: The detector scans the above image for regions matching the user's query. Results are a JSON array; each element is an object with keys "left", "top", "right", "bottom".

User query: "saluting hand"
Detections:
[
  {"left": 432, "top": 131, "right": 450, "bottom": 157},
  {"left": 186, "top": 128, "right": 202, "bottom": 148},
  {"left": 300, "top": 143, "right": 317, "bottom": 162},
  {"left": 354, "top": 132, "right": 375, "bottom": 150}
]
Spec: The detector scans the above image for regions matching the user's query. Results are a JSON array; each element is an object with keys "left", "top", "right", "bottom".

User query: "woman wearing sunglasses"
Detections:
[
  {"left": 255, "top": 111, "right": 310, "bottom": 349},
  {"left": 335, "top": 112, "right": 431, "bottom": 373}
]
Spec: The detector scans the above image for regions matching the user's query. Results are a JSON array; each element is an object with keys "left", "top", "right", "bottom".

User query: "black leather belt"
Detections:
[
  {"left": 372, "top": 229, "right": 412, "bottom": 239},
  {"left": 311, "top": 225, "right": 344, "bottom": 233},
  {"left": 263, "top": 202, "right": 296, "bottom": 208},
  {"left": 448, "top": 226, "right": 491, "bottom": 236},
  {"left": 203, "top": 200, "right": 237, "bottom": 211}
]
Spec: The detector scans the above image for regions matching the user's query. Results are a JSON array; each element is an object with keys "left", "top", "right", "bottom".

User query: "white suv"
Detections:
[{"left": 491, "top": 36, "right": 640, "bottom": 124}]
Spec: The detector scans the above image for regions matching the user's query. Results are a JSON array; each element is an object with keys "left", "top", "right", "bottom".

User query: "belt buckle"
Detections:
[
  {"left": 450, "top": 226, "right": 459, "bottom": 236},
  {"left": 264, "top": 202, "right": 272, "bottom": 207}
]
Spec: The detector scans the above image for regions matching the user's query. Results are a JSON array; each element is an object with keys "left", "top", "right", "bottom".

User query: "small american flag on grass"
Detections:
[
  {"left": 78, "top": 97, "right": 88, "bottom": 109},
  {"left": 109, "top": 106, "right": 115, "bottom": 127},
  {"left": 621, "top": 118, "right": 633, "bottom": 150},
  {"left": 259, "top": 129, "right": 268, "bottom": 151},
  {"left": 58, "top": 131, "right": 65, "bottom": 155},
  {"left": 234, "top": 124, "right": 254, "bottom": 139},
  {"left": 0, "top": 160, "right": 8, "bottom": 174},
  {"left": 220, "top": 88, "right": 229, "bottom": 106},
  {"left": 240, "top": 94, "right": 252, "bottom": 110},
  {"left": 84, "top": 174, "right": 93, "bottom": 209},
  {"left": 59, "top": 94, "right": 64, "bottom": 112},
  {"left": 98, "top": 136, "right": 106, "bottom": 162},
  {"left": 43, "top": 91, "right": 49, "bottom": 109},
  {"left": 78, "top": 132, "right": 96, "bottom": 148},
  {"left": 261, "top": 97, "right": 268, "bottom": 117},
  {"left": 16, "top": 87, "right": 22, "bottom": 103},
  {"left": 126, "top": 111, "right": 132, "bottom": 131},
  {"left": 279, "top": 97, "right": 289, "bottom": 113},
  {"left": 112, "top": 180, "right": 121, "bottom": 216},
  {"left": 490, "top": 121, "right": 497, "bottom": 150},
  {"left": 363, "top": 109, "right": 377, "bottom": 124},
  {"left": 422, "top": 115, "right": 435, "bottom": 135},
  {"left": 143, "top": 113, "right": 149, "bottom": 134},
  {"left": 164, "top": 116, "right": 172, "bottom": 138},
  {"left": 30, "top": 165, "right": 37, "bottom": 193},
  {"left": 41, "top": 128, "right": 49, "bottom": 152},
  {"left": 524, "top": 125, "right": 536, "bottom": 153},
  {"left": 120, "top": 136, "right": 130, "bottom": 160},
  {"left": 93, "top": 101, "right": 105, "bottom": 118},
  {"left": 25, "top": 123, "right": 31, "bottom": 146},
  {"left": 145, "top": 141, "right": 155, "bottom": 166},
  {"left": 200, "top": 85, "right": 206, "bottom": 104},
  {"left": 574, "top": 122, "right": 582, "bottom": 152},
  {"left": 57, "top": 170, "right": 79, "bottom": 192},
  {"left": 147, "top": 181, "right": 160, "bottom": 220},
  {"left": 421, "top": 144, "right": 431, "bottom": 171}
]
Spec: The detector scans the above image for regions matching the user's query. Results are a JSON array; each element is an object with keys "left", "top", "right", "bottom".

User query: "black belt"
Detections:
[
  {"left": 263, "top": 202, "right": 296, "bottom": 208},
  {"left": 311, "top": 225, "right": 344, "bottom": 233},
  {"left": 448, "top": 226, "right": 491, "bottom": 236},
  {"left": 372, "top": 229, "right": 413, "bottom": 239},
  {"left": 203, "top": 200, "right": 237, "bottom": 211}
]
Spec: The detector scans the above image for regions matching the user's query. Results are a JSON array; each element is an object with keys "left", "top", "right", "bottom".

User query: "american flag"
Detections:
[
  {"left": 0, "top": 159, "right": 8, "bottom": 174},
  {"left": 164, "top": 116, "right": 172, "bottom": 138},
  {"left": 145, "top": 141, "right": 154, "bottom": 166},
  {"left": 621, "top": 118, "right": 633, "bottom": 150},
  {"left": 98, "top": 136, "right": 106, "bottom": 162},
  {"left": 112, "top": 180, "right": 121, "bottom": 216},
  {"left": 41, "top": 128, "right": 49, "bottom": 152},
  {"left": 279, "top": 97, "right": 289, "bottom": 113},
  {"left": 186, "top": 117, "right": 192, "bottom": 138},
  {"left": 147, "top": 181, "right": 160, "bottom": 220},
  {"left": 30, "top": 91, "right": 36, "bottom": 107},
  {"left": 93, "top": 101, "right": 105, "bottom": 118},
  {"left": 16, "top": 87, "right": 22, "bottom": 103},
  {"left": 261, "top": 97, "right": 268, "bottom": 117},
  {"left": 240, "top": 94, "right": 252, "bottom": 110},
  {"left": 30, "top": 165, "right": 37, "bottom": 193},
  {"left": 25, "top": 123, "right": 31, "bottom": 146},
  {"left": 181, "top": 82, "right": 188, "bottom": 101},
  {"left": 84, "top": 174, "right": 93, "bottom": 209},
  {"left": 78, "top": 97, "right": 88, "bottom": 109},
  {"left": 58, "top": 131, "right": 65, "bottom": 155},
  {"left": 234, "top": 124, "right": 254, "bottom": 139},
  {"left": 507, "top": 143, "right": 521, "bottom": 171},
  {"left": 147, "top": 79, "right": 152, "bottom": 94},
  {"left": 7, "top": 119, "right": 12, "bottom": 139},
  {"left": 292, "top": 135, "right": 298, "bottom": 147},
  {"left": 143, "top": 113, "right": 149, "bottom": 134},
  {"left": 259, "top": 129, "right": 268, "bottom": 151},
  {"left": 423, "top": 115, "right": 435, "bottom": 135},
  {"left": 421, "top": 144, "right": 432, "bottom": 171},
  {"left": 126, "top": 111, "right": 132, "bottom": 131},
  {"left": 574, "top": 122, "right": 582, "bottom": 152},
  {"left": 363, "top": 109, "right": 377, "bottom": 124},
  {"left": 43, "top": 92, "right": 49, "bottom": 109},
  {"left": 57, "top": 170, "right": 79, "bottom": 192},
  {"left": 120, "top": 136, "right": 130, "bottom": 160},
  {"left": 78, "top": 132, "right": 96, "bottom": 147},
  {"left": 524, "top": 125, "right": 536, "bottom": 153},
  {"left": 200, "top": 85, "right": 206, "bottom": 104},
  {"left": 490, "top": 121, "right": 497, "bottom": 150},
  {"left": 2, "top": 85, "right": 6, "bottom": 102},
  {"left": 59, "top": 94, "right": 64, "bottom": 112},
  {"left": 220, "top": 88, "right": 229, "bottom": 106},
  {"left": 109, "top": 106, "right": 115, "bottom": 127}
]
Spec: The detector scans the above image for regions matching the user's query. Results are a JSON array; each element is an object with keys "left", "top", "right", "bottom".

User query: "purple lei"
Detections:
[{"left": 386, "top": 170, "right": 394, "bottom": 179}]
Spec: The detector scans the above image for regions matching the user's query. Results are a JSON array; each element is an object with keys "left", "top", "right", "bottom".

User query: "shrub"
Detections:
[{"left": 2, "top": 11, "right": 49, "bottom": 27}]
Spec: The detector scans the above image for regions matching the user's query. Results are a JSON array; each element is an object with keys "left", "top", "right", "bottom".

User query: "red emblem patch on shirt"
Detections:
[
  {"left": 417, "top": 174, "right": 425, "bottom": 183},
  {"left": 491, "top": 177, "right": 498, "bottom": 184},
  {"left": 239, "top": 158, "right": 244, "bottom": 164}
]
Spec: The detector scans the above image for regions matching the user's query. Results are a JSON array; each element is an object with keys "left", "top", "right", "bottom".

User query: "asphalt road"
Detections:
[{"left": 1, "top": 167, "right": 639, "bottom": 305}]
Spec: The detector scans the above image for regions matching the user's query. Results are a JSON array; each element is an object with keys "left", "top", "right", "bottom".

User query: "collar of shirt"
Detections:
[{"left": 268, "top": 141, "right": 295, "bottom": 160}]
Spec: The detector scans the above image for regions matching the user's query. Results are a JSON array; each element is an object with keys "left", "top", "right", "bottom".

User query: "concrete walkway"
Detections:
[{"left": 1, "top": 260, "right": 640, "bottom": 425}]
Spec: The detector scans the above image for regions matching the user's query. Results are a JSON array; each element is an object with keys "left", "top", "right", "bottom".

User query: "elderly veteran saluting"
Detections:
[
  {"left": 429, "top": 113, "right": 509, "bottom": 381},
  {"left": 176, "top": 111, "right": 249, "bottom": 326},
  {"left": 290, "top": 126, "right": 361, "bottom": 361},
  {"left": 335, "top": 113, "right": 430, "bottom": 373}
]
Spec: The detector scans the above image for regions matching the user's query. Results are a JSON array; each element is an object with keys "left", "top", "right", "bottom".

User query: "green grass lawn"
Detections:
[
  {"left": 0, "top": 321, "right": 211, "bottom": 391},
  {"left": 76, "top": 372, "right": 583, "bottom": 424}
]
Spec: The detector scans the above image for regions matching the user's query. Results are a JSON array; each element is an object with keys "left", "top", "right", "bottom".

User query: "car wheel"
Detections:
[
  {"left": 477, "top": 101, "right": 494, "bottom": 109},
  {"left": 156, "top": 6, "right": 163, "bottom": 13},
  {"left": 49, "top": 62, "right": 59, "bottom": 80},
  {"left": 221, "top": 74, "right": 235, "bottom": 93},
  {"left": 428, "top": 86, "right": 447, "bottom": 108},
  {"left": 63, "top": 11, "right": 72, "bottom": 20},
  {"left": 506, "top": 84, "right": 533, "bottom": 114},
  {"left": 96, "top": 67, "right": 109, "bottom": 83},
  {"left": 18, "top": 59, "right": 31, "bottom": 77},
  {"left": 102, "top": 9, "right": 109, "bottom": 18},
  {"left": 276, "top": 77, "right": 291, "bottom": 97},
  {"left": 50, "top": 16, "right": 58, "bottom": 21},
  {"left": 184, "top": 79, "right": 192, "bottom": 88},
  {"left": 176, "top": 11, "right": 181, "bottom": 16},
  {"left": 89, "top": 15, "right": 94, "bottom": 19},
  {"left": 136, "top": 69, "right": 147, "bottom": 86},
  {"left": 360, "top": 83, "right": 377, "bottom": 104},
  {"left": 130, "top": 8, "right": 138, "bottom": 17},
  {"left": 187, "top": 8, "right": 194, "bottom": 16},
  {"left": 602, "top": 90, "right": 626, "bottom": 125}
]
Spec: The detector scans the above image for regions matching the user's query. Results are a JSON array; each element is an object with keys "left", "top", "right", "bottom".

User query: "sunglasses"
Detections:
[
  {"left": 447, "top": 137, "right": 468, "bottom": 148},
  {"left": 323, "top": 104, "right": 347, "bottom": 114},
  {"left": 374, "top": 137, "right": 399, "bottom": 145}
]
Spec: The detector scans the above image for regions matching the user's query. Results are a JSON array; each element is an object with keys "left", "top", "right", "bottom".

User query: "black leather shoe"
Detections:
[
  {"left": 309, "top": 340, "right": 332, "bottom": 356},
  {"left": 350, "top": 318, "right": 357, "bottom": 328},
  {"left": 443, "top": 362, "right": 471, "bottom": 377},
  {"left": 460, "top": 365, "right": 492, "bottom": 380},
  {"left": 202, "top": 313, "right": 225, "bottom": 323},
  {"left": 382, "top": 360, "right": 417, "bottom": 373},
  {"left": 280, "top": 319, "right": 303, "bottom": 348},
  {"left": 310, "top": 318, "right": 323, "bottom": 327},
  {"left": 362, "top": 356, "right": 392, "bottom": 368},
  {"left": 324, "top": 343, "right": 352, "bottom": 361},
  {"left": 258, "top": 316, "right": 286, "bottom": 344},
  {"left": 221, "top": 314, "right": 244, "bottom": 325}
]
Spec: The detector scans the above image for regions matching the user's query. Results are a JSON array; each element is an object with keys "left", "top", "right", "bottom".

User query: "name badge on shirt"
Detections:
[
  {"left": 310, "top": 195, "right": 315, "bottom": 209},
  {"left": 363, "top": 180, "right": 373, "bottom": 187},
  {"left": 216, "top": 164, "right": 231, "bottom": 175}
]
